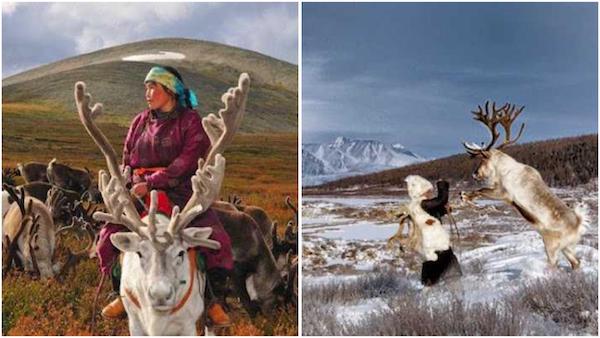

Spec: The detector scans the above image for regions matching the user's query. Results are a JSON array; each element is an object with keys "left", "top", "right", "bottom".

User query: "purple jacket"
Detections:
[{"left": 97, "top": 107, "right": 233, "bottom": 274}]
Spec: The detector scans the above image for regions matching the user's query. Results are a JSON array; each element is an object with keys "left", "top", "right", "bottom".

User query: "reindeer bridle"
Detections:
[
  {"left": 124, "top": 249, "right": 198, "bottom": 315},
  {"left": 463, "top": 100, "right": 525, "bottom": 156}
]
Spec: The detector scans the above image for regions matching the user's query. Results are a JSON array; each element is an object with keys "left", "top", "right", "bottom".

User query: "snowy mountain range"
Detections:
[{"left": 303, "top": 136, "right": 425, "bottom": 186}]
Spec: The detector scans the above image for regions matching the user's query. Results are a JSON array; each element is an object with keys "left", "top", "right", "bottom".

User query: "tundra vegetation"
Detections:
[
  {"left": 2, "top": 101, "right": 297, "bottom": 335},
  {"left": 303, "top": 269, "right": 597, "bottom": 335}
]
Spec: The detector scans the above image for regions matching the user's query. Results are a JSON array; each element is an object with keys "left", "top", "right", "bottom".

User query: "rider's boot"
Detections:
[{"left": 206, "top": 267, "right": 232, "bottom": 327}]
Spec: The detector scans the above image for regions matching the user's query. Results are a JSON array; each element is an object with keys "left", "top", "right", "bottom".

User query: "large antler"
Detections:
[
  {"left": 463, "top": 101, "right": 508, "bottom": 154},
  {"left": 202, "top": 73, "right": 250, "bottom": 168},
  {"left": 496, "top": 103, "right": 525, "bottom": 149},
  {"left": 170, "top": 155, "right": 226, "bottom": 239},
  {"left": 74, "top": 82, "right": 147, "bottom": 239}
]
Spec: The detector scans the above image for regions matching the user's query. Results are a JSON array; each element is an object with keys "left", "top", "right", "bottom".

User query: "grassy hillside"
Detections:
[
  {"left": 2, "top": 99, "right": 298, "bottom": 334},
  {"left": 3, "top": 38, "right": 297, "bottom": 132},
  {"left": 305, "top": 134, "right": 597, "bottom": 194}
]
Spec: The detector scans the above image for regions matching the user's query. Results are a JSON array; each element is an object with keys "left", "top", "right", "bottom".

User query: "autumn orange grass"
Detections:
[{"left": 2, "top": 102, "right": 298, "bottom": 335}]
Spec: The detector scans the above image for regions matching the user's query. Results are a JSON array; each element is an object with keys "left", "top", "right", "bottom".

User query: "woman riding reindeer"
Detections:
[{"left": 97, "top": 65, "right": 233, "bottom": 326}]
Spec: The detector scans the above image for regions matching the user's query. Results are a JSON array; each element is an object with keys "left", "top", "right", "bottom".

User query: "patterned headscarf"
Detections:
[{"left": 144, "top": 66, "right": 199, "bottom": 108}]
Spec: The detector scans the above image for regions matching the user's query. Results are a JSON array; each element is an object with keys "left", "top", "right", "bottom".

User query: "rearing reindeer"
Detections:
[
  {"left": 461, "top": 101, "right": 589, "bottom": 269},
  {"left": 75, "top": 73, "right": 250, "bottom": 335}
]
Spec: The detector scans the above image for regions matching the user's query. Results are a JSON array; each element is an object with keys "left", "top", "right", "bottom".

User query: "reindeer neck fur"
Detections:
[{"left": 120, "top": 218, "right": 205, "bottom": 336}]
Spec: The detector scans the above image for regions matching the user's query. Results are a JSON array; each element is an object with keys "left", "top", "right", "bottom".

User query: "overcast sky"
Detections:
[
  {"left": 303, "top": 3, "right": 598, "bottom": 158},
  {"left": 2, "top": 2, "right": 298, "bottom": 77}
]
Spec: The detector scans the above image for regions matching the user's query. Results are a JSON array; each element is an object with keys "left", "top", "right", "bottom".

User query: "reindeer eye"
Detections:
[
  {"left": 137, "top": 251, "right": 143, "bottom": 258},
  {"left": 178, "top": 250, "right": 185, "bottom": 258}
]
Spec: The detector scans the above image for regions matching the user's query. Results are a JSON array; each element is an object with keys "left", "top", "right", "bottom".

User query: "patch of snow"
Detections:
[
  {"left": 316, "top": 221, "right": 398, "bottom": 241},
  {"left": 122, "top": 51, "right": 186, "bottom": 61},
  {"left": 304, "top": 196, "right": 406, "bottom": 208},
  {"left": 335, "top": 298, "right": 390, "bottom": 324}
]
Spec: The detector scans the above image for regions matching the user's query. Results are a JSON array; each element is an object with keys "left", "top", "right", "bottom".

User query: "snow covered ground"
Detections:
[{"left": 302, "top": 182, "right": 598, "bottom": 335}]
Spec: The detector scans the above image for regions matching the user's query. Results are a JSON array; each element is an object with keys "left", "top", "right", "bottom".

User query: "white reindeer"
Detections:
[
  {"left": 74, "top": 73, "right": 250, "bottom": 335},
  {"left": 3, "top": 187, "right": 59, "bottom": 278},
  {"left": 461, "top": 101, "right": 589, "bottom": 269}
]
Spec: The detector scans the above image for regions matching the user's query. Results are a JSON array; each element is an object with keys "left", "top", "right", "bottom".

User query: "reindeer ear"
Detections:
[
  {"left": 110, "top": 233, "right": 141, "bottom": 253},
  {"left": 181, "top": 227, "right": 221, "bottom": 250}
]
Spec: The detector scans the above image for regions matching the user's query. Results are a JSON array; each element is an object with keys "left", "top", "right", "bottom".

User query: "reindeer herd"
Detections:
[{"left": 2, "top": 74, "right": 298, "bottom": 335}]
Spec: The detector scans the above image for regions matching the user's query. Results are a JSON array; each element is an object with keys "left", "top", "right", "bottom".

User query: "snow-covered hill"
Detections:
[{"left": 303, "top": 137, "right": 424, "bottom": 186}]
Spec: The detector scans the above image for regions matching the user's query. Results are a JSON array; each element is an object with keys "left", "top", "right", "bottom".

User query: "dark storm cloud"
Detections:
[{"left": 303, "top": 2, "right": 597, "bottom": 158}]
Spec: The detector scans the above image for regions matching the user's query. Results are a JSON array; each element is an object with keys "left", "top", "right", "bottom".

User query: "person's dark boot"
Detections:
[{"left": 206, "top": 267, "right": 232, "bottom": 327}]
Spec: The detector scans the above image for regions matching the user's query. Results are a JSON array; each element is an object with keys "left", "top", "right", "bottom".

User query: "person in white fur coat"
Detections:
[{"left": 405, "top": 175, "right": 461, "bottom": 286}]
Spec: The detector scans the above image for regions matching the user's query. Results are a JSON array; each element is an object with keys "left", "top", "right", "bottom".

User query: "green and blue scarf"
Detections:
[{"left": 144, "top": 66, "right": 199, "bottom": 108}]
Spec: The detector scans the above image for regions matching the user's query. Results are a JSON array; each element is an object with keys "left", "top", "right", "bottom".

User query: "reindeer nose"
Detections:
[{"left": 149, "top": 281, "right": 174, "bottom": 303}]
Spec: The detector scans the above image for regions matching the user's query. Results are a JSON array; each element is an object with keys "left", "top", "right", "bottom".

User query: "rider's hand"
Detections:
[{"left": 131, "top": 182, "right": 149, "bottom": 198}]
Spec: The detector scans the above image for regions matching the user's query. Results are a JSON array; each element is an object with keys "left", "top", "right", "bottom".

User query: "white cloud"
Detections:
[
  {"left": 2, "top": 2, "right": 17, "bottom": 16},
  {"left": 221, "top": 5, "right": 298, "bottom": 63},
  {"left": 3, "top": 3, "right": 298, "bottom": 78},
  {"left": 45, "top": 3, "right": 193, "bottom": 53}
]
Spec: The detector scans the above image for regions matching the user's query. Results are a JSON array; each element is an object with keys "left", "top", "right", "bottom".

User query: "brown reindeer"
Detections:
[
  {"left": 461, "top": 101, "right": 589, "bottom": 269},
  {"left": 216, "top": 195, "right": 274, "bottom": 248},
  {"left": 17, "top": 161, "right": 49, "bottom": 183},
  {"left": 47, "top": 158, "right": 100, "bottom": 200}
]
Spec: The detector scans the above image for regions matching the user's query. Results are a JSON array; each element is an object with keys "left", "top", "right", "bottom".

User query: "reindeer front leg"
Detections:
[{"left": 460, "top": 184, "right": 509, "bottom": 205}]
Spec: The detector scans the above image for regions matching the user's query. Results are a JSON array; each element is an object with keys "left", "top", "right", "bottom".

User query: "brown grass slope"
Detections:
[
  {"left": 306, "top": 134, "right": 597, "bottom": 194},
  {"left": 3, "top": 38, "right": 297, "bottom": 132},
  {"left": 4, "top": 38, "right": 297, "bottom": 91},
  {"left": 3, "top": 95, "right": 298, "bottom": 335}
]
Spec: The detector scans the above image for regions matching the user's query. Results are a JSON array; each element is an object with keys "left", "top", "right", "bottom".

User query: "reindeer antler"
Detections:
[
  {"left": 173, "top": 155, "right": 226, "bottom": 234},
  {"left": 2, "top": 199, "right": 39, "bottom": 276},
  {"left": 4, "top": 184, "right": 26, "bottom": 216},
  {"left": 496, "top": 103, "right": 525, "bottom": 149},
  {"left": 46, "top": 186, "right": 68, "bottom": 222},
  {"left": 56, "top": 216, "right": 95, "bottom": 255},
  {"left": 285, "top": 196, "right": 297, "bottom": 217},
  {"left": 75, "top": 82, "right": 150, "bottom": 241},
  {"left": 2, "top": 198, "right": 33, "bottom": 276},
  {"left": 202, "top": 73, "right": 250, "bottom": 168},
  {"left": 463, "top": 101, "right": 525, "bottom": 154}
]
